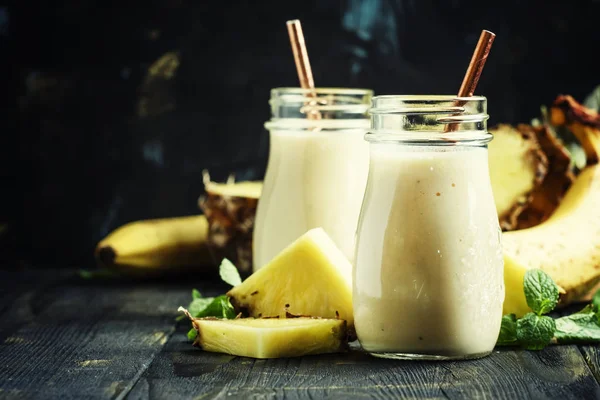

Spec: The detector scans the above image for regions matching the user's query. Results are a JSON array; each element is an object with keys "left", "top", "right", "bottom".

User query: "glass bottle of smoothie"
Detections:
[
  {"left": 353, "top": 95, "right": 504, "bottom": 360},
  {"left": 253, "top": 88, "right": 373, "bottom": 270}
]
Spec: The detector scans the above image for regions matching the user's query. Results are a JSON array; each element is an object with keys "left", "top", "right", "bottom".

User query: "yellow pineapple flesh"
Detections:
[
  {"left": 187, "top": 317, "right": 348, "bottom": 359},
  {"left": 488, "top": 124, "right": 548, "bottom": 229},
  {"left": 226, "top": 227, "right": 354, "bottom": 329}
]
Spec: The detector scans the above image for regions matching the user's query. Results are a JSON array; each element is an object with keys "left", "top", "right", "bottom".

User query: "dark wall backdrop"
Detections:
[{"left": 2, "top": 0, "right": 600, "bottom": 269}]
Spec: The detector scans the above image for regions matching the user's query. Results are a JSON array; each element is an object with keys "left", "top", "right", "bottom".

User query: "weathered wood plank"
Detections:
[
  {"left": 579, "top": 345, "right": 600, "bottom": 385},
  {"left": 0, "top": 268, "right": 75, "bottom": 347},
  {"left": 128, "top": 327, "right": 600, "bottom": 400},
  {"left": 2, "top": 270, "right": 600, "bottom": 400},
  {"left": 0, "top": 275, "right": 223, "bottom": 400}
]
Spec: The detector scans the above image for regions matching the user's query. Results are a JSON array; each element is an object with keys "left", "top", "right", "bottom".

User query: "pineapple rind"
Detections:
[{"left": 489, "top": 124, "right": 545, "bottom": 218}]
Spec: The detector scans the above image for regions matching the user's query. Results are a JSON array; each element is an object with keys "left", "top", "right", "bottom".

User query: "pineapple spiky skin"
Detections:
[
  {"left": 198, "top": 170, "right": 262, "bottom": 277},
  {"left": 488, "top": 123, "right": 574, "bottom": 232},
  {"left": 489, "top": 124, "right": 548, "bottom": 228}
]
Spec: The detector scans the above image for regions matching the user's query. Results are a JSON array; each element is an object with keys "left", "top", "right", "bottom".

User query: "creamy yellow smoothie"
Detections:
[
  {"left": 253, "top": 125, "right": 369, "bottom": 269},
  {"left": 354, "top": 144, "right": 504, "bottom": 358}
]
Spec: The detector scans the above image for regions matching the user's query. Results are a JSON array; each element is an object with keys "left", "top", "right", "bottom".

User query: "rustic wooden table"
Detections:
[{"left": 1, "top": 267, "right": 599, "bottom": 400}]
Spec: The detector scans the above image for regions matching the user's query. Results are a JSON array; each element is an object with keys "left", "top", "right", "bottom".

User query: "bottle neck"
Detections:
[
  {"left": 367, "top": 95, "right": 491, "bottom": 146},
  {"left": 266, "top": 87, "right": 373, "bottom": 131}
]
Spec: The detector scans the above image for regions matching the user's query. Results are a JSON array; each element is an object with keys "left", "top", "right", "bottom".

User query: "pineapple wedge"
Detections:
[
  {"left": 226, "top": 228, "right": 354, "bottom": 328},
  {"left": 489, "top": 124, "right": 547, "bottom": 222},
  {"left": 187, "top": 316, "right": 348, "bottom": 358}
]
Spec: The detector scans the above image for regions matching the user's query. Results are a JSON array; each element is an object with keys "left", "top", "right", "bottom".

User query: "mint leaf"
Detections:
[
  {"left": 188, "top": 297, "right": 215, "bottom": 317},
  {"left": 182, "top": 296, "right": 236, "bottom": 342},
  {"left": 219, "top": 258, "right": 242, "bottom": 287},
  {"left": 516, "top": 313, "right": 556, "bottom": 350},
  {"left": 523, "top": 269, "right": 559, "bottom": 315},
  {"left": 555, "top": 305, "right": 600, "bottom": 344},
  {"left": 497, "top": 314, "right": 518, "bottom": 346},
  {"left": 593, "top": 289, "right": 600, "bottom": 309},
  {"left": 180, "top": 261, "right": 241, "bottom": 342},
  {"left": 176, "top": 289, "right": 213, "bottom": 321},
  {"left": 195, "top": 295, "right": 236, "bottom": 319}
]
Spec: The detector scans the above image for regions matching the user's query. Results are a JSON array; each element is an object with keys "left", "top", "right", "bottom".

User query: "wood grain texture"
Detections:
[
  {"left": 0, "top": 270, "right": 225, "bottom": 399},
  {"left": 128, "top": 328, "right": 600, "bottom": 400},
  {"left": 1, "top": 270, "right": 600, "bottom": 400},
  {"left": 579, "top": 345, "right": 600, "bottom": 385}
]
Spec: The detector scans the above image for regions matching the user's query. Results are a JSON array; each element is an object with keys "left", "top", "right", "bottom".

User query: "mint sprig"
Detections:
[
  {"left": 497, "top": 269, "right": 600, "bottom": 350},
  {"left": 515, "top": 313, "right": 556, "bottom": 350},
  {"left": 523, "top": 269, "right": 560, "bottom": 316},
  {"left": 497, "top": 314, "right": 518, "bottom": 346},
  {"left": 178, "top": 258, "right": 242, "bottom": 340}
]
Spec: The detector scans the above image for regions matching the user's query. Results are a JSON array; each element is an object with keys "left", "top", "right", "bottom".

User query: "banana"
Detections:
[
  {"left": 95, "top": 215, "right": 215, "bottom": 271},
  {"left": 502, "top": 96, "right": 600, "bottom": 316}
]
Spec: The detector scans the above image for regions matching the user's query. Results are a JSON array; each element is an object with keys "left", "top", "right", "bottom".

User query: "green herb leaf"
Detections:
[
  {"left": 195, "top": 295, "right": 237, "bottom": 319},
  {"left": 497, "top": 314, "right": 518, "bottom": 346},
  {"left": 180, "top": 259, "right": 241, "bottom": 342},
  {"left": 175, "top": 289, "right": 213, "bottom": 321},
  {"left": 592, "top": 289, "right": 600, "bottom": 309},
  {"left": 219, "top": 258, "right": 242, "bottom": 287},
  {"left": 523, "top": 269, "right": 560, "bottom": 315},
  {"left": 181, "top": 296, "right": 237, "bottom": 342},
  {"left": 188, "top": 297, "right": 215, "bottom": 317},
  {"left": 516, "top": 313, "right": 556, "bottom": 350},
  {"left": 555, "top": 305, "right": 600, "bottom": 344}
]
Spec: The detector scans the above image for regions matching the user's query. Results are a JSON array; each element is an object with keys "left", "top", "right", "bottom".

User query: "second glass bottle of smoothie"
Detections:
[
  {"left": 253, "top": 88, "right": 372, "bottom": 270},
  {"left": 354, "top": 95, "right": 505, "bottom": 360}
]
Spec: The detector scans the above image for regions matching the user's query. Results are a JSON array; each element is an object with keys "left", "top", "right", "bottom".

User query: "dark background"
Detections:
[{"left": 2, "top": 0, "right": 600, "bottom": 270}]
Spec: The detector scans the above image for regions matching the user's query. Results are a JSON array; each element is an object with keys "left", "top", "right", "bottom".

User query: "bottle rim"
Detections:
[
  {"left": 267, "top": 87, "right": 373, "bottom": 129},
  {"left": 367, "top": 95, "right": 490, "bottom": 144}
]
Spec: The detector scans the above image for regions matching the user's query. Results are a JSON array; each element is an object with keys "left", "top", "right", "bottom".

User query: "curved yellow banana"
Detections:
[
  {"left": 502, "top": 153, "right": 600, "bottom": 316},
  {"left": 95, "top": 215, "right": 214, "bottom": 269}
]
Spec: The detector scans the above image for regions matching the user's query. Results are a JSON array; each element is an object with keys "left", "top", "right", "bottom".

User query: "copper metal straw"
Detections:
[
  {"left": 286, "top": 19, "right": 320, "bottom": 120},
  {"left": 287, "top": 19, "right": 315, "bottom": 91},
  {"left": 457, "top": 30, "right": 495, "bottom": 97},
  {"left": 445, "top": 30, "right": 495, "bottom": 132}
]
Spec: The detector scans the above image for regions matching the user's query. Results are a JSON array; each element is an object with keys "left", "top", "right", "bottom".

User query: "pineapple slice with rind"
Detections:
[
  {"left": 489, "top": 124, "right": 547, "bottom": 224},
  {"left": 184, "top": 314, "right": 348, "bottom": 359},
  {"left": 198, "top": 170, "right": 263, "bottom": 276},
  {"left": 226, "top": 227, "right": 354, "bottom": 329},
  {"left": 502, "top": 95, "right": 600, "bottom": 316}
]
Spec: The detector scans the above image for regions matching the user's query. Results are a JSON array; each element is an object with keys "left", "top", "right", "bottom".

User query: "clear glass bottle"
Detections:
[
  {"left": 353, "top": 95, "right": 504, "bottom": 360},
  {"left": 253, "top": 88, "right": 373, "bottom": 270}
]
